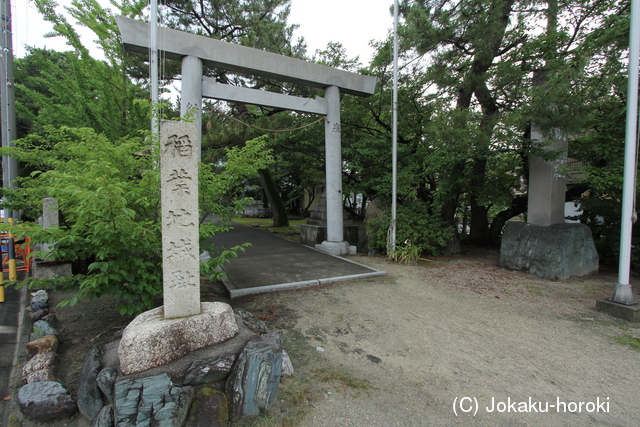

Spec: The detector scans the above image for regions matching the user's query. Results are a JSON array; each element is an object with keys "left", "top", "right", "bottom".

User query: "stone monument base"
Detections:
[
  {"left": 300, "top": 224, "right": 359, "bottom": 247},
  {"left": 315, "top": 240, "right": 356, "bottom": 256},
  {"left": 500, "top": 221, "right": 599, "bottom": 280},
  {"left": 32, "top": 261, "right": 73, "bottom": 280},
  {"left": 596, "top": 299, "right": 640, "bottom": 322},
  {"left": 118, "top": 302, "right": 239, "bottom": 375}
]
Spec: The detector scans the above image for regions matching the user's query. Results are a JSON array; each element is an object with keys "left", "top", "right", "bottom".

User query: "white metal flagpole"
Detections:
[
  {"left": 611, "top": 0, "right": 640, "bottom": 305},
  {"left": 388, "top": 0, "right": 399, "bottom": 254},
  {"left": 150, "top": 0, "right": 159, "bottom": 133}
]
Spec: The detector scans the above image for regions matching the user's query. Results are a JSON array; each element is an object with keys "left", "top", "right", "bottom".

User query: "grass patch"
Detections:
[
  {"left": 233, "top": 217, "right": 306, "bottom": 231},
  {"left": 311, "top": 366, "right": 375, "bottom": 395},
  {"left": 616, "top": 334, "right": 640, "bottom": 349}
]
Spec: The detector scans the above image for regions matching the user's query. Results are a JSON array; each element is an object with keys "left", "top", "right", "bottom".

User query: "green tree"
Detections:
[{"left": 1, "top": 127, "right": 272, "bottom": 315}]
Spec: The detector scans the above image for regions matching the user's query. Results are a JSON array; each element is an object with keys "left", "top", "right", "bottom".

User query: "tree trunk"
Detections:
[{"left": 258, "top": 168, "right": 289, "bottom": 227}]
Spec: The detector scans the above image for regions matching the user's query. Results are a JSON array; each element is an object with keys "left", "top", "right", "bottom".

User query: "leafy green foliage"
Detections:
[
  {"left": 1, "top": 128, "right": 273, "bottom": 315},
  {"left": 367, "top": 201, "right": 451, "bottom": 256}
]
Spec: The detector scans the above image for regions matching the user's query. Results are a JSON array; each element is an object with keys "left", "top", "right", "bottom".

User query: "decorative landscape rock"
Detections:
[
  {"left": 17, "top": 381, "right": 77, "bottom": 421},
  {"left": 183, "top": 353, "right": 237, "bottom": 386},
  {"left": 30, "top": 290, "right": 49, "bottom": 311},
  {"left": 281, "top": 350, "right": 294, "bottom": 377},
  {"left": 93, "top": 405, "right": 114, "bottom": 427},
  {"left": 30, "top": 308, "right": 49, "bottom": 323},
  {"left": 236, "top": 309, "right": 269, "bottom": 335},
  {"left": 41, "top": 312, "right": 58, "bottom": 327},
  {"left": 22, "top": 351, "right": 59, "bottom": 384},
  {"left": 227, "top": 333, "right": 283, "bottom": 420},
  {"left": 184, "top": 387, "right": 229, "bottom": 427},
  {"left": 96, "top": 368, "right": 117, "bottom": 404},
  {"left": 114, "top": 373, "right": 194, "bottom": 427},
  {"left": 32, "top": 319, "right": 58, "bottom": 339},
  {"left": 77, "top": 346, "right": 105, "bottom": 420},
  {"left": 118, "top": 302, "right": 239, "bottom": 375},
  {"left": 26, "top": 334, "right": 59, "bottom": 356}
]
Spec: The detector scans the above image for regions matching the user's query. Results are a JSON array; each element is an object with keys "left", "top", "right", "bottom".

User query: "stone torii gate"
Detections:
[{"left": 116, "top": 17, "right": 376, "bottom": 256}]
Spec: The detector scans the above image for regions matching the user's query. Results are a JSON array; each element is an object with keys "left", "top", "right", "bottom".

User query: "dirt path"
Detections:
[
  {"left": 7, "top": 249, "right": 640, "bottom": 427},
  {"left": 236, "top": 250, "right": 640, "bottom": 426}
]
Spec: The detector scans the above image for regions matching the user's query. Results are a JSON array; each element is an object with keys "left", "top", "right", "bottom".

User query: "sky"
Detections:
[{"left": 12, "top": 0, "right": 395, "bottom": 63}]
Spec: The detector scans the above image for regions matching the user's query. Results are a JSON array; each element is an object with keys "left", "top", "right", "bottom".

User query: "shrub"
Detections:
[
  {"left": 367, "top": 200, "right": 451, "bottom": 256},
  {"left": 1, "top": 126, "right": 273, "bottom": 314}
]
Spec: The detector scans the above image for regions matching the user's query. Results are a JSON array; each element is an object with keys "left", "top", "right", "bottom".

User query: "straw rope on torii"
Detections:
[{"left": 207, "top": 107, "right": 326, "bottom": 137}]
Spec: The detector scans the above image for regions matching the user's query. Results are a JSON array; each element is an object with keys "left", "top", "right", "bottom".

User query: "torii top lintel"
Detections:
[{"left": 116, "top": 16, "right": 377, "bottom": 97}]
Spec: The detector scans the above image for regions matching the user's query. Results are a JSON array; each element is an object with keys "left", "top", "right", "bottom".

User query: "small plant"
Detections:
[{"left": 387, "top": 241, "right": 422, "bottom": 263}]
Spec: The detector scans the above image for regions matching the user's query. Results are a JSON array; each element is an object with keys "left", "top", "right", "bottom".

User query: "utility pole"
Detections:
[{"left": 0, "top": 0, "right": 17, "bottom": 220}]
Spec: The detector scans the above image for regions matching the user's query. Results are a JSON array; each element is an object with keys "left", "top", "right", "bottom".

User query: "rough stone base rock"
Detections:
[
  {"left": 227, "top": 333, "right": 283, "bottom": 420},
  {"left": 114, "top": 373, "right": 194, "bottom": 427},
  {"left": 184, "top": 387, "right": 229, "bottom": 427},
  {"left": 77, "top": 346, "right": 105, "bottom": 420},
  {"left": 118, "top": 302, "right": 239, "bottom": 375},
  {"left": 96, "top": 368, "right": 117, "bottom": 404},
  {"left": 183, "top": 353, "right": 237, "bottom": 386},
  {"left": 17, "top": 381, "right": 77, "bottom": 421},
  {"left": 500, "top": 221, "right": 599, "bottom": 280},
  {"left": 93, "top": 405, "right": 114, "bottom": 427},
  {"left": 101, "top": 314, "right": 255, "bottom": 384}
]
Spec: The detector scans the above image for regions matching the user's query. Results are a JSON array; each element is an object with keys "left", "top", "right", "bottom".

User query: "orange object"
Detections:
[{"left": 1, "top": 234, "right": 32, "bottom": 274}]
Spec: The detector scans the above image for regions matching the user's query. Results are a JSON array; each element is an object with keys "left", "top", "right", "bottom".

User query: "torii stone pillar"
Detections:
[{"left": 316, "top": 86, "right": 351, "bottom": 255}]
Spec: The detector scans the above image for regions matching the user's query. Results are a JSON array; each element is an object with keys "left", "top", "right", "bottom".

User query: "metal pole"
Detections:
[
  {"left": 150, "top": 0, "right": 159, "bottom": 133},
  {"left": 1, "top": 0, "right": 18, "bottom": 219},
  {"left": 611, "top": 0, "right": 640, "bottom": 305},
  {"left": 388, "top": 0, "right": 399, "bottom": 254}
]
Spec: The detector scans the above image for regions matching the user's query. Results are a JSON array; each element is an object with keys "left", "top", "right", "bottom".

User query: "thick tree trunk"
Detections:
[{"left": 258, "top": 168, "right": 289, "bottom": 227}]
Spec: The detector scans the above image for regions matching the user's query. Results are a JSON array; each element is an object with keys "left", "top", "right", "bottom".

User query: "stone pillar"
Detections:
[
  {"left": 527, "top": 127, "right": 567, "bottom": 226},
  {"left": 316, "top": 86, "right": 352, "bottom": 255},
  {"left": 160, "top": 120, "right": 200, "bottom": 319},
  {"left": 180, "top": 56, "right": 203, "bottom": 161},
  {"left": 41, "top": 197, "right": 59, "bottom": 254}
]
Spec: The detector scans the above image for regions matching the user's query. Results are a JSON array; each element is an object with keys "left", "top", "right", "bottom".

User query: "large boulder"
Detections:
[{"left": 500, "top": 221, "right": 599, "bottom": 280}]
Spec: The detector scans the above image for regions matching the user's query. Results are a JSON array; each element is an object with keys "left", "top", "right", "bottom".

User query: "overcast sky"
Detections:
[{"left": 13, "top": 0, "right": 395, "bottom": 63}]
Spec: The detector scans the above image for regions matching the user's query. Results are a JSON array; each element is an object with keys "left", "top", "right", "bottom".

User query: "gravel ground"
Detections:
[
  {"left": 5, "top": 248, "right": 640, "bottom": 427},
  {"left": 237, "top": 249, "right": 640, "bottom": 426}
]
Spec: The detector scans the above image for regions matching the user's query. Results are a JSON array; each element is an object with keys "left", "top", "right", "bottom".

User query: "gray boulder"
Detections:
[{"left": 17, "top": 381, "right": 77, "bottom": 421}]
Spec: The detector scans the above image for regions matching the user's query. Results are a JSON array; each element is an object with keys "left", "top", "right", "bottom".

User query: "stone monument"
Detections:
[
  {"left": 33, "top": 197, "right": 73, "bottom": 279},
  {"left": 500, "top": 125, "right": 599, "bottom": 279},
  {"left": 118, "top": 121, "right": 239, "bottom": 375},
  {"left": 300, "top": 182, "right": 358, "bottom": 253}
]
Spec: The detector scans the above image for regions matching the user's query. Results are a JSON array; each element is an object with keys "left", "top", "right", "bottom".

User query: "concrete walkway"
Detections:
[
  {"left": 206, "top": 222, "right": 385, "bottom": 298},
  {"left": 0, "top": 281, "right": 26, "bottom": 427}
]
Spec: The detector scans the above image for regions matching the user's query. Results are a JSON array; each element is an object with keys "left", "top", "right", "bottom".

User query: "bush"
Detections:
[
  {"left": 1, "top": 126, "right": 273, "bottom": 314},
  {"left": 367, "top": 200, "right": 451, "bottom": 256}
]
